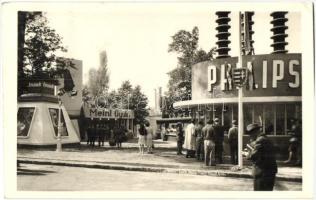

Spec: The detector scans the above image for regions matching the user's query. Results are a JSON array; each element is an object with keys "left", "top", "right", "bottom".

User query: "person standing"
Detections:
[
  {"left": 90, "top": 123, "right": 96, "bottom": 146},
  {"left": 138, "top": 124, "right": 147, "bottom": 154},
  {"left": 176, "top": 123, "right": 184, "bottom": 155},
  {"left": 284, "top": 119, "right": 302, "bottom": 165},
  {"left": 195, "top": 121, "right": 204, "bottom": 161},
  {"left": 242, "top": 123, "right": 278, "bottom": 191},
  {"left": 113, "top": 125, "right": 121, "bottom": 148},
  {"left": 228, "top": 120, "right": 238, "bottom": 165},
  {"left": 203, "top": 119, "right": 216, "bottom": 166},
  {"left": 161, "top": 126, "right": 167, "bottom": 141},
  {"left": 184, "top": 119, "right": 196, "bottom": 158},
  {"left": 145, "top": 121, "right": 154, "bottom": 154},
  {"left": 213, "top": 118, "right": 224, "bottom": 164}
]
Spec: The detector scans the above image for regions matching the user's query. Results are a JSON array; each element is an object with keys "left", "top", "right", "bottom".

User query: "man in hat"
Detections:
[
  {"left": 242, "top": 123, "right": 278, "bottom": 191},
  {"left": 228, "top": 120, "right": 238, "bottom": 165},
  {"left": 213, "top": 118, "right": 224, "bottom": 164}
]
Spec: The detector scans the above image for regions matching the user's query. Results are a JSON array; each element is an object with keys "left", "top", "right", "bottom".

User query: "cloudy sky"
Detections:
[{"left": 45, "top": 3, "right": 300, "bottom": 107}]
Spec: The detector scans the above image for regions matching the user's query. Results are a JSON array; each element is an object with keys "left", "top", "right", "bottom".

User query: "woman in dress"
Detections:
[
  {"left": 138, "top": 124, "right": 147, "bottom": 154},
  {"left": 145, "top": 121, "right": 153, "bottom": 154}
]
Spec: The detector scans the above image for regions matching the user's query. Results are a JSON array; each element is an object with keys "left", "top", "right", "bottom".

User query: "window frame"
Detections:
[
  {"left": 48, "top": 107, "right": 69, "bottom": 138},
  {"left": 17, "top": 106, "right": 37, "bottom": 138}
]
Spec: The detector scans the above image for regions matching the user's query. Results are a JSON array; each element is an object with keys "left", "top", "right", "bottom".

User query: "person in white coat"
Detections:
[{"left": 184, "top": 119, "right": 196, "bottom": 158}]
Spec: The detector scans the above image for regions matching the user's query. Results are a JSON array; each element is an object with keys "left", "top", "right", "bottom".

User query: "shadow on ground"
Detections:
[{"left": 17, "top": 167, "right": 56, "bottom": 176}]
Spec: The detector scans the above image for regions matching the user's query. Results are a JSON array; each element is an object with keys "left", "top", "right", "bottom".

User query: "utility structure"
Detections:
[
  {"left": 237, "top": 11, "right": 255, "bottom": 168},
  {"left": 241, "top": 12, "right": 255, "bottom": 55},
  {"left": 270, "top": 12, "right": 288, "bottom": 54},
  {"left": 215, "top": 11, "right": 231, "bottom": 58}
]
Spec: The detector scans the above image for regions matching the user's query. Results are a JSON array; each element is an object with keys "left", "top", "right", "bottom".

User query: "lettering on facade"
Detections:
[
  {"left": 207, "top": 58, "right": 300, "bottom": 91},
  {"left": 86, "top": 107, "right": 134, "bottom": 119}
]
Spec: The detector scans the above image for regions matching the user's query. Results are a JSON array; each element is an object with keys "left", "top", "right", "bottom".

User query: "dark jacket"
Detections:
[
  {"left": 177, "top": 128, "right": 184, "bottom": 142},
  {"left": 248, "top": 133, "right": 278, "bottom": 177},
  {"left": 228, "top": 126, "right": 238, "bottom": 144},
  {"left": 213, "top": 124, "right": 224, "bottom": 143}
]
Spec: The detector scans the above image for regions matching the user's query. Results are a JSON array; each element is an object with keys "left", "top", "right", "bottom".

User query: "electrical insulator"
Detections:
[
  {"left": 241, "top": 12, "right": 255, "bottom": 55},
  {"left": 270, "top": 12, "right": 288, "bottom": 54},
  {"left": 215, "top": 12, "right": 231, "bottom": 59}
]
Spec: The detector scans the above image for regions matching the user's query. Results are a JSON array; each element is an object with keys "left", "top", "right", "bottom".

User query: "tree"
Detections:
[
  {"left": 107, "top": 81, "right": 149, "bottom": 124},
  {"left": 130, "top": 85, "right": 149, "bottom": 124},
  {"left": 18, "top": 12, "right": 72, "bottom": 96},
  {"left": 117, "top": 80, "right": 133, "bottom": 109},
  {"left": 163, "top": 27, "right": 216, "bottom": 117},
  {"left": 85, "top": 50, "right": 110, "bottom": 100}
]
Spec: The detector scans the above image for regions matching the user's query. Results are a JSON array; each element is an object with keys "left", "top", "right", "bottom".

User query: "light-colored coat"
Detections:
[
  {"left": 184, "top": 123, "right": 196, "bottom": 150},
  {"left": 146, "top": 127, "right": 153, "bottom": 147}
]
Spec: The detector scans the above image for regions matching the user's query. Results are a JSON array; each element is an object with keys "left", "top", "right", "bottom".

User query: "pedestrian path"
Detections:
[{"left": 17, "top": 139, "right": 302, "bottom": 182}]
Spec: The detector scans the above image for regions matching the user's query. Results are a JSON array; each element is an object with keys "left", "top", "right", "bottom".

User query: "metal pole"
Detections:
[
  {"left": 238, "top": 12, "right": 244, "bottom": 168},
  {"left": 127, "top": 94, "right": 130, "bottom": 110},
  {"left": 56, "top": 96, "right": 62, "bottom": 152}
]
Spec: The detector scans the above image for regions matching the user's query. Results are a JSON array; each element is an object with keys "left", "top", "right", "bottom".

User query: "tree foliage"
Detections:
[
  {"left": 107, "top": 81, "right": 149, "bottom": 124},
  {"left": 163, "top": 26, "right": 216, "bottom": 117},
  {"left": 84, "top": 50, "right": 110, "bottom": 100},
  {"left": 18, "top": 12, "right": 72, "bottom": 95}
]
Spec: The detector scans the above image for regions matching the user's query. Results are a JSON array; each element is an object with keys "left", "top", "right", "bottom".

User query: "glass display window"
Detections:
[
  {"left": 17, "top": 107, "right": 35, "bottom": 137},
  {"left": 276, "top": 104, "right": 285, "bottom": 135},
  {"left": 49, "top": 108, "right": 69, "bottom": 136}
]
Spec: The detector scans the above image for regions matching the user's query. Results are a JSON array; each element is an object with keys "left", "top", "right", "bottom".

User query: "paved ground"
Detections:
[
  {"left": 17, "top": 163, "right": 302, "bottom": 191},
  {"left": 18, "top": 139, "right": 302, "bottom": 181}
]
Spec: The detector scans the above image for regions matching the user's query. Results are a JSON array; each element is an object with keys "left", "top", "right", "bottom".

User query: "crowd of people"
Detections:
[
  {"left": 175, "top": 118, "right": 301, "bottom": 191},
  {"left": 86, "top": 123, "right": 127, "bottom": 148},
  {"left": 177, "top": 118, "right": 236, "bottom": 166}
]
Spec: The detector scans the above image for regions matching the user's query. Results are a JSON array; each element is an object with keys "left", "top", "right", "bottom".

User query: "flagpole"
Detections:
[{"left": 238, "top": 12, "right": 244, "bottom": 168}]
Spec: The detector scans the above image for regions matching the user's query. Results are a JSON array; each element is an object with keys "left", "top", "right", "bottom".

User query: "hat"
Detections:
[
  {"left": 246, "top": 123, "right": 261, "bottom": 133},
  {"left": 214, "top": 118, "right": 220, "bottom": 123},
  {"left": 232, "top": 120, "right": 237, "bottom": 125},
  {"left": 289, "top": 137, "right": 298, "bottom": 143}
]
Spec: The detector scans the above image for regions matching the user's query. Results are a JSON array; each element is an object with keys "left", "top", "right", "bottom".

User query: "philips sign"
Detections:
[{"left": 192, "top": 54, "right": 301, "bottom": 100}]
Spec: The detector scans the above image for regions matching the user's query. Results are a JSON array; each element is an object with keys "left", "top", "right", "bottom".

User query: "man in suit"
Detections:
[
  {"left": 195, "top": 121, "right": 205, "bottom": 161},
  {"left": 242, "top": 123, "right": 278, "bottom": 191},
  {"left": 213, "top": 118, "right": 224, "bottom": 164},
  {"left": 228, "top": 120, "right": 238, "bottom": 164}
]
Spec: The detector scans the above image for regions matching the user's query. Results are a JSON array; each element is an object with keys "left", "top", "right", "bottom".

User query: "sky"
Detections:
[{"left": 45, "top": 4, "right": 300, "bottom": 107}]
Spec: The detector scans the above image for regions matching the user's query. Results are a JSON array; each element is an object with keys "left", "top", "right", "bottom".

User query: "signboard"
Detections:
[
  {"left": 192, "top": 53, "right": 301, "bottom": 100},
  {"left": 83, "top": 105, "right": 134, "bottom": 119},
  {"left": 25, "top": 81, "right": 55, "bottom": 95}
]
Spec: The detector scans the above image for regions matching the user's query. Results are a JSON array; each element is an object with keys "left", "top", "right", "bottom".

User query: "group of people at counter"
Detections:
[
  {"left": 86, "top": 123, "right": 127, "bottom": 148},
  {"left": 174, "top": 118, "right": 302, "bottom": 191}
]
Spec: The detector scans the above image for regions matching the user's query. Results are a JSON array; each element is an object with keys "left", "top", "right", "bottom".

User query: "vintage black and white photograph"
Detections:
[{"left": 2, "top": 1, "right": 315, "bottom": 199}]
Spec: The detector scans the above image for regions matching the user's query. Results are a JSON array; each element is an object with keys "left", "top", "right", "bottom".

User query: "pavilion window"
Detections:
[
  {"left": 264, "top": 104, "right": 274, "bottom": 135},
  {"left": 244, "top": 104, "right": 252, "bottom": 133},
  {"left": 276, "top": 104, "right": 285, "bottom": 135},
  {"left": 17, "top": 107, "right": 35, "bottom": 137},
  {"left": 49, "top": 108, "right": 69, "bottom": 137}
]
